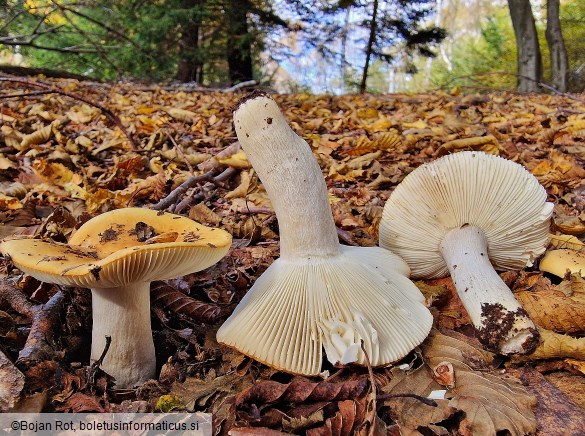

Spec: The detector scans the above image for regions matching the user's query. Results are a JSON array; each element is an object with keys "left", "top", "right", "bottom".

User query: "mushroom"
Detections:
[
  {"left": 216, "top": 94, "right": 432, "bottom": 375},
  {"left": 539, "top": 249, "right": 585, "bottom": 278},
  {"left": 0, "top": 208, "right": 231, "bottom": 387},
  {"left": 379, "top": 151, "right": 553, "bottom": 354}
]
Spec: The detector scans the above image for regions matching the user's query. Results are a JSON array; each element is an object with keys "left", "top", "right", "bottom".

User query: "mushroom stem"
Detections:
[
  {"left": 440, "top": 225, "right": 539, "bottom": 354},
  {"left": 233, "top": 96, "right": 340, "bottom": 259},
  {"left": 90, "top": 282, "right": 155, "bottom": 388}
]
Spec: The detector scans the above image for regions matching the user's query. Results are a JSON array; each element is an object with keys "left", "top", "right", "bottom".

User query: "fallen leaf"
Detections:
[
  {"left": 515, "top": 328, "right": 585, "bottom": 361},
  {"left": 0, "top": 350, "right": 25, "bottom": 411},
  {"left": 422, "top": 330, "right": 537, "bottom": 436},
  {"left": 516, "top": 289, "right": 585, "bottom": 333},
  {"left": 517, "top": 367, "right": 585, "bottom": 435},
  {"left": 151, "top": 281, "right": 221, "bottom": 324}
]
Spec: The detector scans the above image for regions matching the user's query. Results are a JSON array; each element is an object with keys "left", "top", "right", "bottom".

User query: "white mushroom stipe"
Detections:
[
  {"left": 217, "top": 94, "right": 432, "bottom": 375},
  {"left": 91, "top": 282, "right": 155, "bottom": 388},
  {"left": 440, "top": 226, "right": 538, "bottom": 354},
  {"left": 380, "top": 151, "right": 552, "bottom": 354}
]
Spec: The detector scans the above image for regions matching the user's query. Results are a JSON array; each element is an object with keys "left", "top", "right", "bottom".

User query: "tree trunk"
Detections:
[
  {"left": 359, "top": 0, "right": 378, "bottom": 94},
  {"left": 546, "top": 0, "right": 568, "bottom": 92},
  {"left": 507, "top": 0, "right": 542, "bottom": 92},
  {"left": 225, "top": 0, "right": 253, "bottom": 84},
  {"left": 175, "top": 0, "right": 204, "bottom": 83}
]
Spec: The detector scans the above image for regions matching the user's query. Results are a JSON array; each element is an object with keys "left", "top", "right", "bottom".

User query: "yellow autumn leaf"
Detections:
[
  {"left": 216, "top": 149, "right": 251, "bottom": 169},
  {"left": 33, "top": 160, "right": 83, "bottom": 188},
  {"left": 0, "top": 156, "right": 16, "bottom": 170},
  {"left": 163, "top": 107, "right": 198, "bottom": 122},
  {"left": 225, "top": 170, "right": 253, "bottom": 199},
  {"left": 402, "top": 119, "right": 428, "bottom": 129},
  {"left": 549, "top": 234, "right": 585, "bottom": 251},
  {"left": 0, "top": 194, "right": 22, "bottom": 210},
  {"left": 356, "top": 107, "right": 379, "bottom": 119},
  {"left": 514, "top": 328, "right": 585, "bottom": 361}
]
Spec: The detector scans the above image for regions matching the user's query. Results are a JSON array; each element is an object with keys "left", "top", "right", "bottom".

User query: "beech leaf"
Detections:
[{"left": 421, "top": 330, "right": 537, "bottom": 436}]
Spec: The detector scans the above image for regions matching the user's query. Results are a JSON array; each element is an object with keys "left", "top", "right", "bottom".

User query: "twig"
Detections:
[
  {"left": 222, "top": 80, "right": 257, "bottom": 92},
  {"left": 236, "top": 206, "right": 275, "bottom": 215},
  {"left": 0, "top": 75, "right": 137, "bottom": 150},
  {"left": 0, "top": 90, "right": 54, "bottom": 99},
  {"left": 87, "top": 335, "right": 111, "bottom": 385},
  {"left": 377, "top": 392, "right": 437, "bottom": 407},
  {"left": 17, "top": 291, "right": 65, "bottom": 367},
  {"left": 153, "top": 166, "right": 238, "bottom": 211},
  {"left": 361, "top": 340, "right": 377, "bottom": 436},
  {"left": 167, "top": 132, "right": 194, "bottom": 174},
  {"left": 152, "top": 170, "right": 217, "bottom": 211},
  {"left": 0, "top": 279, "right": 35, "bottom": 320}
]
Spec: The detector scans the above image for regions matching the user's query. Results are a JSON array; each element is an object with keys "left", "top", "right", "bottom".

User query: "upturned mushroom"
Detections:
[
  {"left": 216, "top": 94, "right": 432, "bottom": 375},
  {"left": 0, "top": 208, "right": 231, "bottom": 387},
  {"left": 379, "top": 151, "right": 553, "bottom": 354},
  {"left": 540, "top": 249, "right": 585, "bottom": 278}
]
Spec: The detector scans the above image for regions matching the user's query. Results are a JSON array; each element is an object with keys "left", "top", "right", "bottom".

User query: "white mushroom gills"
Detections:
[
  {"left": 217, "top": 94, "right": 433, "bottom": 375},
  {"left": 379, "top": 151, "right": 553, "bottom": 354},
  {"left": 90, "top": 282, "right": 155, "bottom": 388},
  {"left": 440, "top": 225, "right": 538, "bottom": 354}
]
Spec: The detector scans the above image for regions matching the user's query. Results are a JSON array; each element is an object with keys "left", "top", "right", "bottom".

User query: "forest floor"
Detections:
[{"left": 0, "top": 76, "right": 584, "bottom": 435}]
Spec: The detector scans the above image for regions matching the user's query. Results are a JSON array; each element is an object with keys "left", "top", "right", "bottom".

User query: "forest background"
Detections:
[{"left": 1, "top": 0, "right": 583, "bottom": 95}]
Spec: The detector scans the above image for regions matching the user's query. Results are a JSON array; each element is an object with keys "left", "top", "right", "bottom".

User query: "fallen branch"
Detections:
[
  {"left": 17, "top": 291, "right": 66, "bottom": 367},
  {"left": 152, "top": 167, "right": 237, "bottom": 211},
  {"left": 0, "top": 279, "right": 34, "bottom": 320}
]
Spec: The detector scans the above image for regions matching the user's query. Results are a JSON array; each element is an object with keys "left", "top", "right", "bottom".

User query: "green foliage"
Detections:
[{"left": 430, "top": 11, "right": 517, "bottom": 91}]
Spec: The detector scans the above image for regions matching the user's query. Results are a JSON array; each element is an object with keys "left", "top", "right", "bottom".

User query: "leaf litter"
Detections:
[{"left": 0, "top": 77, "right": 584, "bottom": 434}]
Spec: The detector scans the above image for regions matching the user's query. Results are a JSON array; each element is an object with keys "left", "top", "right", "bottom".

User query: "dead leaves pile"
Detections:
[{"left": 0, "top": 77, "right": 584, "bottom": 434}]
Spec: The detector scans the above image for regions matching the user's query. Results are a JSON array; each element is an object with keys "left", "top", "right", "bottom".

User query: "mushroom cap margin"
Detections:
[
  {"left": 0, "top": 208, "right": 232, "bottom": 288},
  {"left": 379, "top": 151, "right": 553, "bottom": 279}
]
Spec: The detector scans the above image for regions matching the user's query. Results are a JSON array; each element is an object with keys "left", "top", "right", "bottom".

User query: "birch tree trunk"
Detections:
[
  {"left": 507, "top": 0, "right": 542, "bottom": 92},
  {"left": 546, "top": 0, "right": 569, "bottom": 92}
]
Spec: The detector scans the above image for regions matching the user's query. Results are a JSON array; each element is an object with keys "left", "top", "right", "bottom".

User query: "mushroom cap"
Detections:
[
  {"left": 379, "top": 151, "right": 553, "bottom": 279},
  {"left": 0, "top": 208, "right": 232, "bottom": 288},
  {"left": 216, "top": 245, "right": 432, "bottom": 376},
  {"left": 539, "top": 249, "right": 585, "bottom": 278}
]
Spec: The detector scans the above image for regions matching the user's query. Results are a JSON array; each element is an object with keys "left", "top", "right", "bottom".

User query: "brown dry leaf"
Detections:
[
  {"left": 188, "top": 203, "right": 222, "bottom": 226},
  {"left": 170, "top": 371, "right": 240, "bottom": 409},
  {"left": 381, "top": 365, "right": 455, "bottom": 433},
  {"left": 554, "top": 215, "right": 585, "bottom": 235},
  {"left": 151, "top": 281, "right": 221, "bottom": 324},
  {"left": 516, "top": 289, "right": 585, "bottom": 334},
  {"left": 0, "top": 350, "right": 25, "bottom": 411},
  {"left": 556, "top": 273, "right": 585, "bottom": 302},
  {"left": 236, "top": 378, "right": 368, "bottom": 407},
  {"left": 421, "top": 330, "right": 537, "bottom": 436},
  {"left": 517, "top": 367, "right": 585, "bottom": 435},
  {"left": 57, "top": 392, "right": 105, "bottom": 412},
  {"left": 435, "top": 135, "right": 499, "bottom": 156},
  {"left": 229, "top": 428, "right": 290, "bottom": 436}
]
